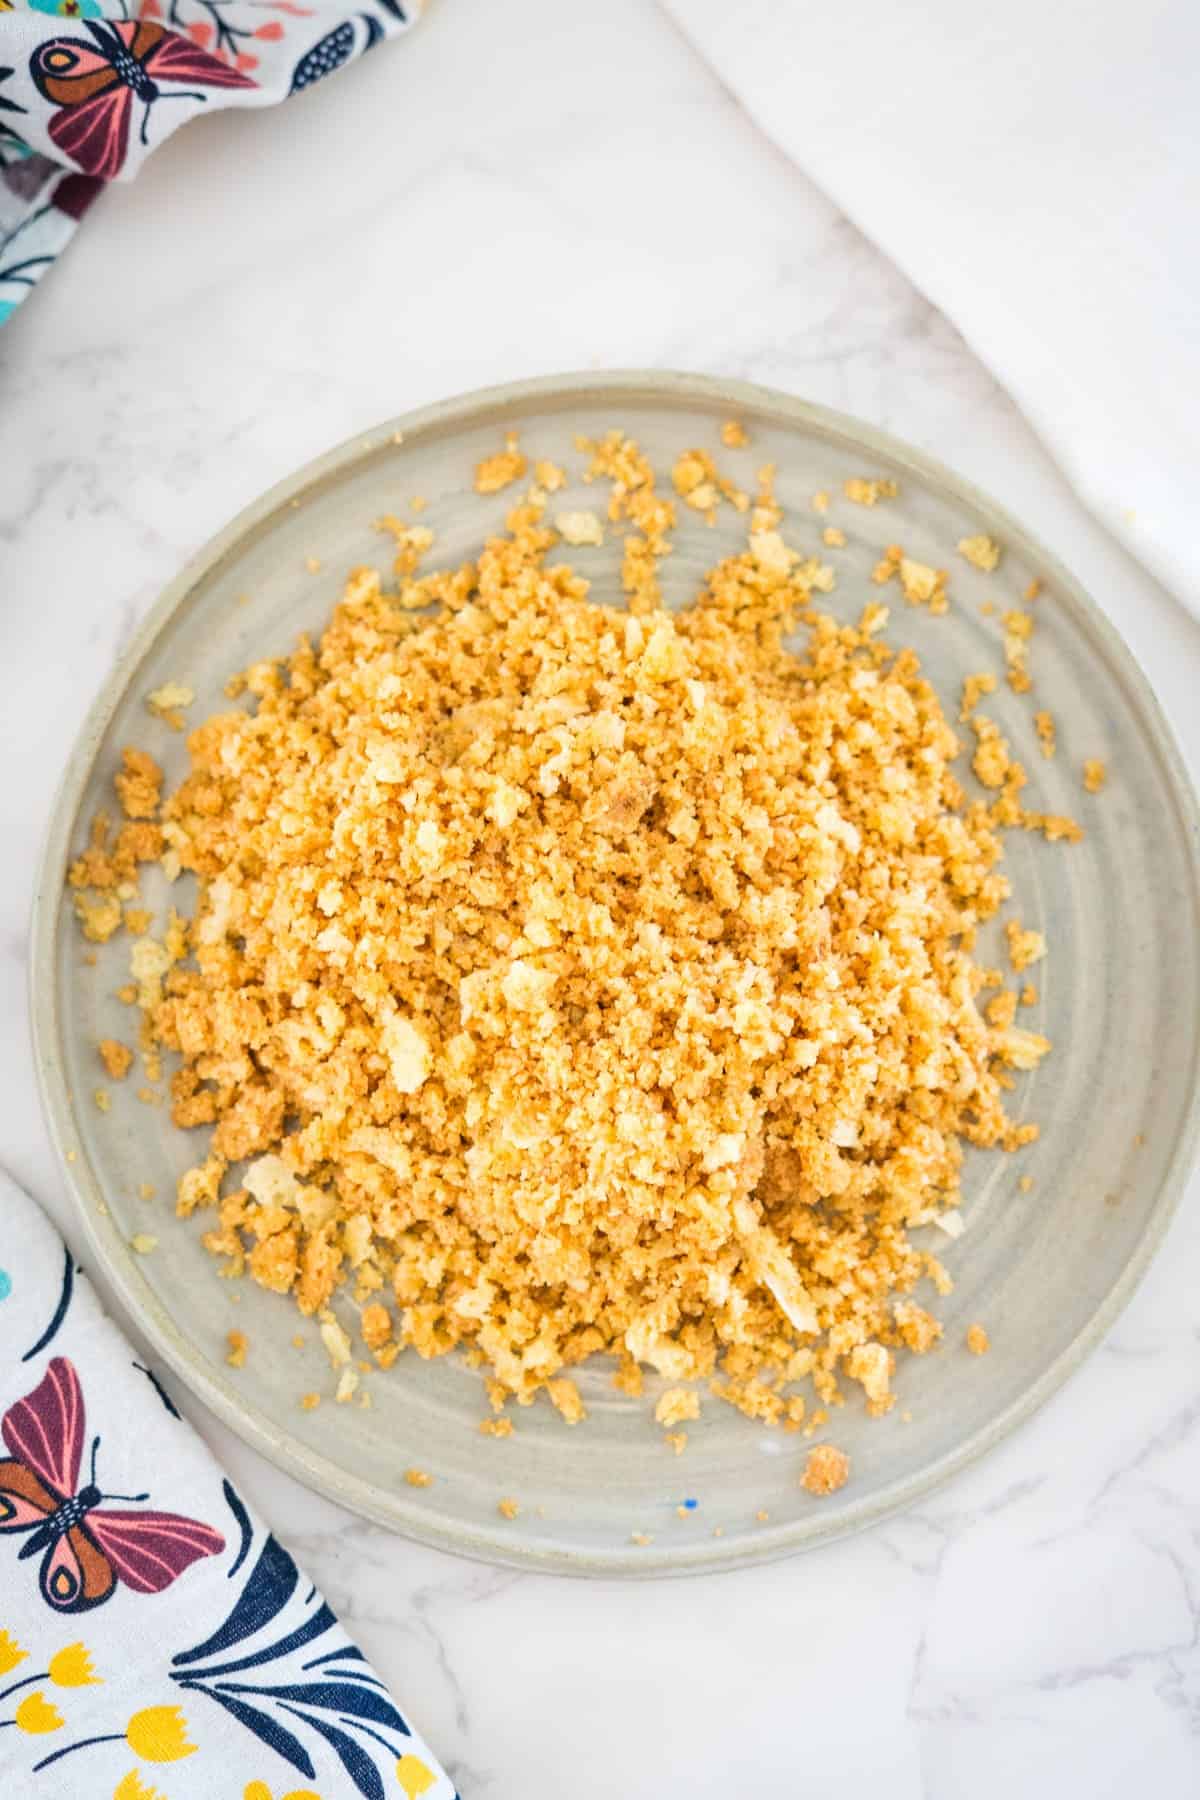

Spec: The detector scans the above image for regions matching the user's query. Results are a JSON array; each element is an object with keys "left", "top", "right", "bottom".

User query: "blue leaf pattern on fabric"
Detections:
[
  {"left": 213, "top": 1678, "right": 410, "bottom": 1736},
  {"left": 222, "top": 1476, "right": 254, "bottom": 1579},
  {"left": 280, "top": 1703, "right": 386, "bottom": 1800},
  {"left": 177, "top": 1678, "right": 318, "bottom": 1779},
  {"left": 172, "top": 1533, "right": 299, "bottom": 1665},
  {"left": 20, "top": 1243, "right": 73, "bottom": 1360}
]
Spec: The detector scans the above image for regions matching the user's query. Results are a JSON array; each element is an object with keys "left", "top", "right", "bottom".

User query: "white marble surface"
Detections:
[{"left": 2, "top": 1, "right": 1199, "bottom": 1793}]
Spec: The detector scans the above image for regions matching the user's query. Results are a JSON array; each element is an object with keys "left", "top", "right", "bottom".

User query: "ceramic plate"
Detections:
[{"left": 32, "top": 372, "right": 1200, "bottom": 1576}]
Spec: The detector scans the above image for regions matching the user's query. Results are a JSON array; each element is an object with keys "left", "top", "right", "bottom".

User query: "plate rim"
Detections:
[{"left": 30, "top": 368, "right": 1200, "bottom": 1578}]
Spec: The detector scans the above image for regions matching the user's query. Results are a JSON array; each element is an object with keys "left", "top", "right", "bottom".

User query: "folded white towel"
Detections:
[{"left": 663, "top": 0, "right": 1200, "bottom": 613}]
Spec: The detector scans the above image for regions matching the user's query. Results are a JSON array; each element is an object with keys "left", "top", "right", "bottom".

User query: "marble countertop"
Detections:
[{"left": 3, "top": 1, "right": 1199, "bottom": 1793}]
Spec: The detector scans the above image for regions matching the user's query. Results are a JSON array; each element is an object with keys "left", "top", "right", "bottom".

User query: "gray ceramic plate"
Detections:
[{"left": 32, "top": 372, "right": 1200, "bottom": 1577}]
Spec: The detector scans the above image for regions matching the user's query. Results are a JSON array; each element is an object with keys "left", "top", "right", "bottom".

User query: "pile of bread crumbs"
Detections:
[{"left": 69, "top": 430, "right": 1080, "bottom": 1444}]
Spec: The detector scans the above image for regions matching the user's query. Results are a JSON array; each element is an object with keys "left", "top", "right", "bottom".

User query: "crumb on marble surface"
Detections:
[
  {"left": 226, "top": 1328, "right": 248, "bottom": 1368},
  {"left": 405, "top": 1467, "right": 433, "bottom": 1488},
  {"left": 1083, "top": 758, "right": 1107, "bottom": 793},
  {"left": 498, "top": 1497, "right": 520, "bottom": 1519},
  {"left": 966, "top": 1323, "right": 990, "bottom": 1355}
]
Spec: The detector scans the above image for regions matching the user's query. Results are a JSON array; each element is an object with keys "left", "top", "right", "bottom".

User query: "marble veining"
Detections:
[{"left": 1, "top": 0, "right": 1197, "bottom": 1793}]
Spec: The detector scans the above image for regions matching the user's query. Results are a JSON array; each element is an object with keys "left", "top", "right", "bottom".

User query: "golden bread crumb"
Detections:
[
  {"left": 1034, "top": 711, "right": 1056, "bottom": 758},
  {"left": 844, "top": 477, "right": 897, "bottom": 507},
  {"left": 474, "top": 434, "right": 527, "bottom": 495},
  {"left": 1003, "top": 609, "right": 1034, "bottom": 693},
  {"left": 555, "top": 510, "right": 604, "bottom": 547},
  {"left": 801, "top": 1444, "right": 849, "bottom": 1496},
  {"left": 405, "top": 1467, "right": 433, "bottom": 1488},
  {"left": 534, "top": 459, "right": 567, "bottom": 492},
  {"left": 654, "top": 1388, "right": 700, "bottom": 1429},
  {"left": 130, "top": 1233, "right": 157, "bottom": 1255},
  {"left": 966, "top": 1323, "right": 990, "bottom": 1355},
  {"left": 960, "top": 672, "right": 997, "bottom": 721},
  {"left": 1006, "top": 918, "right": 1047, "bottom": 973},
  {"left": 226, "top": 1328, "right": 248, "bottom": 1368},
  {"left": 958, "top": 534, "right": 1001, "bottom": 572},
  {"left": 300, "top": 1392, "right": 321, "bottom": 1411},
  {"left": 1083, "top": 759, "right": 1107, "bottom": 793},
  {"left": 811, "top": 491, "right": 830, "bottom": 514},
  {"left": 1018, "top": 1175, "right": 1034, "bottom": 1193},
  {"left": 498, "top": 1497, "right": 520, "bottom": 1520},
  {"left": 146, "top": 682, "right": 194, "bottom": 730},
  {"left": 93, "top": 1088, "right": 110, "bottom": 1113},
  {"left": 480, "top": 1416, "right": 514, "bottom": 1438},
  {"left": 1024, "top": 579, "right": 1042, "bottom": 602},
  {"left": 822, "top": 526, "right": 846, "bottom": 548},
  {"left": 547, "top": 1377, "right": 587, "bottom": 1424},
  {"left": 664, "top": 1431, "right": 688, "bottom": 1455},
  {"left": 720, "top": 420, "right": 749, "bottom": 449}
]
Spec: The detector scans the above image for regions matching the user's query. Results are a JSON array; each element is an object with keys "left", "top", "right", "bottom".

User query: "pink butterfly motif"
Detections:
[{"left": 0, "top": 1357, "right": 224, "bottom": 1612}]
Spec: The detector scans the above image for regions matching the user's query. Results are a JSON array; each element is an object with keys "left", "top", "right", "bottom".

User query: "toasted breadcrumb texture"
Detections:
[
  {"left": 654, "top": 1388, "right": 700, "bottom": 1428},
  {"left": 69, "top": 435, "right": 1075, "bottom": 1439},
  {"left": 966, "top": 1323, "right": 990, "bottom": 1355},
  {"left": 147, "top": 682, "right": 195, "bottom": 730},
  {"left": 474, "top": 434, "right": 528, "bottom": 495},
  {"left": 556, "top": 510, "right": 605, "bottom": 547},
  {"left": 801, "top": 1444, "right": 849, "bottom": 1496},
  {"left": 1003, "top": 609, "right": 1034, "bottom": 694},
  {"left": 98, "top": 1044, "right": 134, "bottom": 1080},
  {"left": 1083, "top": 759, "right": 1107, "bottom": 793},
  {"left": 1034, "top": 711, "right": 1056, "bottom": 759},
  {"left": 844, "top": 477, "right": 897, "bottom": 507},
  {"left": 958, "top": 535, "right": 1001, "bottom": 572},
  {"left": 480, "top": 1416, "right": 514, "bottom": 1438}
]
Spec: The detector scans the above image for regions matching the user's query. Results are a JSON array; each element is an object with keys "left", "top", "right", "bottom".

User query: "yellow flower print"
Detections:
[
  {"left": 396, "top": 1754, "right": 437, "bottom": 1798},
  {"left": 114, "top": 1772, "right": 168, "bottom": 1800},
  {"left": 49, "top": 1642, "right": 101, "bottom": 1688},
  {"left": 125, "top": 1706, "right": 197, "bottom": 1763},
  {"left": 15, "top": 1690, "right": 64, "bottom": 1734},
  {"left": 243, "top": 1785, "right": 322, "bottom": 1800},
  {"left": 0, "top": 1630, "right": 27, "bottom": 1676}
]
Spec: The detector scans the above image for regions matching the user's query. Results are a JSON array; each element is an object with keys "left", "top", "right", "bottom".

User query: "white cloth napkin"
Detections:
[
  {"left": 662, "top": 0, "right": 1200, "bottom": 614},
  {"left": 0, "top": 1172, "right": 453, "bottom": 1800}
]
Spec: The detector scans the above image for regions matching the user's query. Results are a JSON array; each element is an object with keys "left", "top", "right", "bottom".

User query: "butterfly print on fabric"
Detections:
[
  {"left": 30, "top": 17, "right": 256, "bottom": 181},
  {"left": 0, "top": 1356, "right": 224, "bottom": 1613}
]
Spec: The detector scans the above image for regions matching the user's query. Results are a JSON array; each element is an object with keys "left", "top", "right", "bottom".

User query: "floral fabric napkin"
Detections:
[
  {"left": 0, "top": 0, "right": 416, "bottom": 326},
  {"left": 0, "top": 1169, "right": 455, "bottom": 1800}
]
